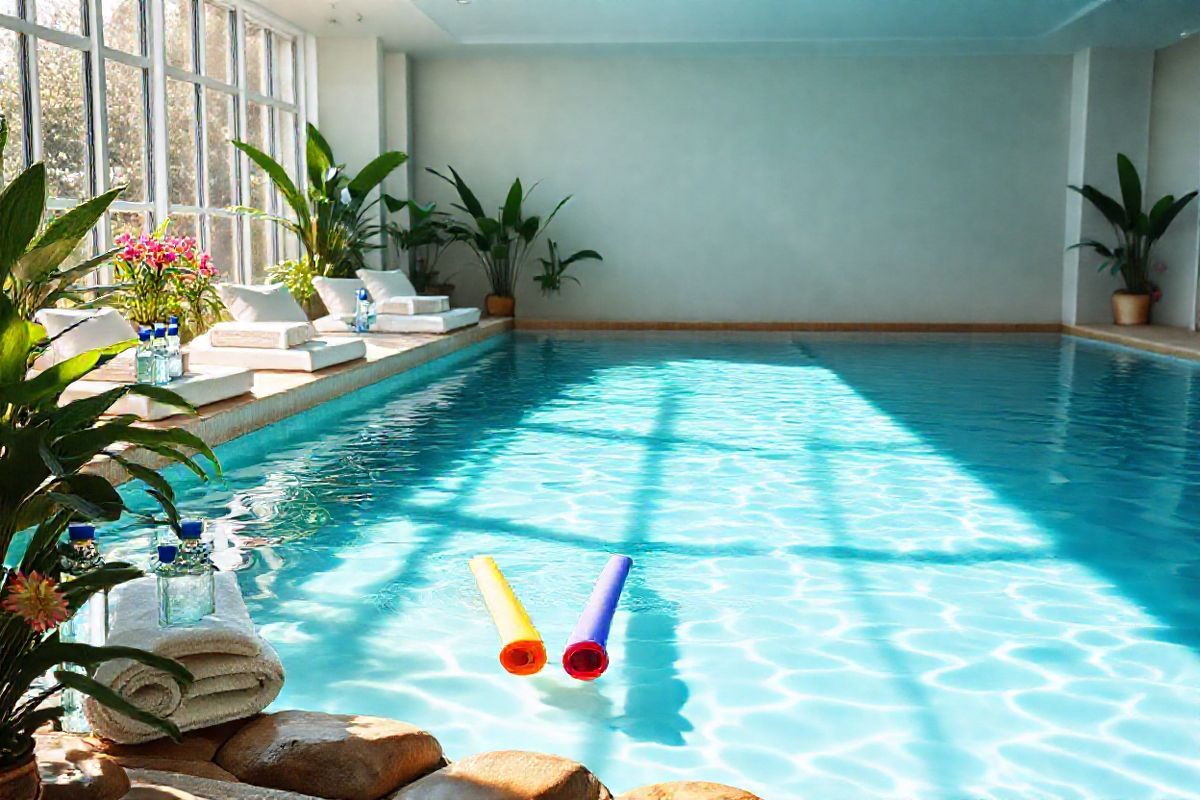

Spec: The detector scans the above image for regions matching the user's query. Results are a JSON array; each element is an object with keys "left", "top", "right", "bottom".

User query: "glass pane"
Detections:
[
  {"left": 0, "top": 29, "right": 25, "bottom": 188},
  {"left": 278, "top": 109, "right": 297, "bottom": 181},
  {"left": 249, "top": 219, "right": 272, "bottom": 283},
  {"left": 207, "top": 214, "right": 237, "bottom": 280},
  {"left": 245, "top": 101, "right": 270, "bottom": 211},
  {"left": 109, "top": 210, "right": 148, "bottom": 242},
  {"left": 101, "top": 0, "right": 143, "bottom": 54},
  {"left": 165, "top": 0, "right": 194, "bottom": 71},
  {"left": 202, "top": 2, "right": 231, "bottom": 83},
  {"left": 275, "top": 35, "right": 295, "bottom": 102},
  {"left": 104, "top": 61, "right": 148, "bottom": 201},
  {"left": 35, "top": 0, "right": 82, "bottom": 34},
  {"left": 204, "top": 89, "right": 236, "bottom": 207},
  {"left": 167, "top": 212, "right": 198, "bottom": 239},
  {"left": 167, "top": 79, "right": 198, "bottom": 205},
  {"left": 0, "top": 1, "right": 18, "bottom": 17},
  {"left": 245, "top": 22, "right": 266, "bottom": 95},
  {"left": 38, "top": 40, "right": 89, "bottom": 199}
]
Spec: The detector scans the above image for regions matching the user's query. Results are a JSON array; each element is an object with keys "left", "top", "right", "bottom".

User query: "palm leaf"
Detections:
[{"left": 54, "top": 670, "right": 183, "bottom": 742}]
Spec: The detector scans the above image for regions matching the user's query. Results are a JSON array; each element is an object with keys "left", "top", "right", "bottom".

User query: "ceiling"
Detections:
[{"left": 256, "top": 0, "right": 1200, "bottom": 55}]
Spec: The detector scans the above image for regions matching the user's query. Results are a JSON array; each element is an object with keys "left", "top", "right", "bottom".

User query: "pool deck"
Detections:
[
  {"left": 92, "top": 317, "right": 512, "bottom": 485},
  {"left": 1066, "top": 323, "right": 1200, "bottom": 362}
]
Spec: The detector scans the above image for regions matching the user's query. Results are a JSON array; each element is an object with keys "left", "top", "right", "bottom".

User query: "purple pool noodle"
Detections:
[{"left": 562, "top": 554, "right": 632, "bottom": 680}]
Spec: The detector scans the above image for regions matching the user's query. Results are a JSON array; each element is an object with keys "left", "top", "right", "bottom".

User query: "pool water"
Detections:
[{"left": 109, "top": 333, "right": 1200, "bottom": 798}]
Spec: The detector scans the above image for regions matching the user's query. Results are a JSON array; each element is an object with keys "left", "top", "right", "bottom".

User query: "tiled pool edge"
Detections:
[
  {"left": 91, "top": 318, "right": 513, "bottom": 486},
  {"left": 1065, "top": 323, "right": 1200, "bottom": 362}
]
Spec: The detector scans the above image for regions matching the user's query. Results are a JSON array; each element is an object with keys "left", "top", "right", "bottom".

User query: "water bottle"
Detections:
[
  {"left": 167, "top": 316, "right": 183, "bottom": 378},
  {"left": 354, "top": 288, "right": 372, "bottom": 333},
  {"left": 152, "top": 324, "right": 169, "bottom": 385},
  {"left": 59, "top": 523, "right": 109, "bottom": 733},
  {"left": 155, "top": 544, "right": 180, "bottom": 627},
  {"left": 135, "top": 328, "right": 154, "bottom": 383},
  {"left": 159, "top": 520, "right": 215, "bottom": 626}
]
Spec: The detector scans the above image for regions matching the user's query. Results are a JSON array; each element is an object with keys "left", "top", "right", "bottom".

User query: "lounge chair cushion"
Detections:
[
  {"left": 217, "top": 283, "right": 309, "bottom": 324},
  {"left": 377, "top": 295, "right": 451, "bottom": 315},
  {"left": 58, "top": 366, "right": 253, "bottom": 421},
  {"left": 35, "top": 307, "right": 137, "bottom": 365},
  {"left": 187, "top": 335, "right": 366, "bottom": 372},
  {"left": 357, "top": 268, "right": 417, "bottom": 302},
  {"left": 312, "top": 307, "right": 481, "bottom": 335},
  {"left": 312, "top": 276, "right": 366, "bottom": 316},
  {"left": 209, "top": 321, "right": 315, "bottom": 350}
]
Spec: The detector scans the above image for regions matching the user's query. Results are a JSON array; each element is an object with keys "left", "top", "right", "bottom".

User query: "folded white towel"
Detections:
[
  {"left": 85, "top": 573, "right": 284, "bottom": 744},
  {"left": 377, "top": 296, "right": 450, "bottom": 316},
  {"left": 208, "top": 321, "right": 315, "bottom": 350}
]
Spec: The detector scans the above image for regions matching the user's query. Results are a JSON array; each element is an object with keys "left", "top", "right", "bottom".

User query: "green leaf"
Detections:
[
  {"left": 0, "top": 339, "right": 134, "bottom": 408},
  {"left": 14, "top": 187, "right": 124, "bottom": 282},
  {"left": 28, "top": 642, "right": 193, "bottom": 689},
  {"left": 1069, "top": 184, "right": 1127, "bottom": 229},
  {"left": 561, "top": 248, "right": 603, "bottom": 266},
  {"left": 1148, "top": 191, "right": 1198, "bottom": 241},
  {"left": 126, "top": 383, "right": 197, "bottom": 415},
  {"left": 119, "top": 426, "right": 221, "bottom": 474},
  {"left": 447, "top": 167, "right": 486, "bottom": 219},
  {"left": 113, "top": 455, "right": 174, "bottom": 502},
  {"left": 232, "top": 140, "right": 308, "bottom": 224},
  {"left": 41, "top": 387, "right": 131, "bottom": 437},
  {"left": 0, "top": 295, "right": 42, "bottom": 384},
  {"left": 347, "top": 151, "right": 407, "bottom": 199},
  {"left": 1116, "top": 153, "right": 1143, "bottom": 222},
  {"left": 0, "top": 163, "right": 47, "bottom": 282},
  {"left": 1067, "top": 239, "right": 1114, "bottom": 257},
  {"left": 54, "top": 670, "right": 184, "bottom": 742},
  {"left": 51, "top": 472, "right": 124, "bottom": 520},
  {"left": 17, "top": 707, "right": 63, "bottom": 735},
  {"left": 502, "top": 179, "right": 523, "bottom": 228}
]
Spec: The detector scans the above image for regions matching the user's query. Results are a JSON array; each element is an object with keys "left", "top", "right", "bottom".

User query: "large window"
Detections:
[{"left": 0, "top": 0, "right": 307, "bottom": 282}]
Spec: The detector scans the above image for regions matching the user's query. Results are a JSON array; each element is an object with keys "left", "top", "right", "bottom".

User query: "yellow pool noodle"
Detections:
[{"left": 469, "top": 556, "right": 547, "bottom": 675}]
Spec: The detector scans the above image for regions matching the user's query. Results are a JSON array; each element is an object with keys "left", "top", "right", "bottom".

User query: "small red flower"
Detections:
[{"left": 2, "top": 571, "right": 70, "bottom": 633}]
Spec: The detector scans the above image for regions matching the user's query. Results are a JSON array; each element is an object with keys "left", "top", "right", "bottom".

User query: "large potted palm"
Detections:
[
  {"left": 1, "top": 122, "right": 213, "bottom": 796},
  {"left": 1069, "top": 154, "right": 1198, "bottom": 325},
  {"left": 429, "top": 167, "right": 571, "bottom": 317}
]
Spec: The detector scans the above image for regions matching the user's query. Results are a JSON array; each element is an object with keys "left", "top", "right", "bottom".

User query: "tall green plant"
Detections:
[
  {"left": 534, "top": 239, "right": 602, "bottom": 295},
  {"left": 0, "top": 160, "right": 217, "bottom": 766},
  {"left": 1069, "top": 153, "right": 1198, "bottom": 295},
  {"left": 429, "top": 167, "right": 570, "bottom": 298},
  {"left": 385, "top": 200, "right": 460, "bottom": 293},
  {"left": 232, "top": 124, "right": 406, "bottom": 289}
]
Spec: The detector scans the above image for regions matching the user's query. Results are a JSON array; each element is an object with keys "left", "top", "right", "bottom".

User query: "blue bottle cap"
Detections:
[
  {"left": 169, "top": 315, "right": 179, "bottom": 324},
  {"left": 357, "top": 288, "right": 369, "bottom": 300},
  {"left": 179, "top": 520, "right": 203, "bottom": 539},
  {"left": 68, "top": 523, "right": 96, "bottom": 541},
  {"left": 139, "top": 328, "right": 152, "bottom": 342},
  {"left": 154, "top": 326, "right": 166, "bottom": 338},
  {"left": 157, "top": 544, "right": 177, "bottom": 563},
  {"left": 168, "top": 324, "right": 179, "bottom": 335}
]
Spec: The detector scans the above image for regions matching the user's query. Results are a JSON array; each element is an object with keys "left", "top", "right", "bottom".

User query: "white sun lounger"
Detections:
[
  {"left": 187, "top": 333, "right": 367, "bottom": 372},
  {"left": 33, "top": 307, "right": 254, "bottom": 421},
  {"left": 312, "top": 307, "right": 482, "bottom": 335},
  {"left": 313, "top": 273, "right": 481, "bottom": 335}
]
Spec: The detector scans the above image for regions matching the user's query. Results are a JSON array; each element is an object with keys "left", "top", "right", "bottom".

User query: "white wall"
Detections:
[
  {"left": 404, "top": 53, "right": 1073, "bottom": 322},
  {"left": 1147, "top": 35, "right": 1200, "bottom": 330}
]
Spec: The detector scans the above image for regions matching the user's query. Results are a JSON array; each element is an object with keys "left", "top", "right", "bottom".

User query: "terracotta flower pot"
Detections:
[
  {"left": 485, "top": 294, "right": 515, "bottom": 317},
  {"left": 1111, "top": 291, "right": 1151, "bottom": 326},
  {"left": 0, "top": 754, "right": 41, "bottom": 800}
]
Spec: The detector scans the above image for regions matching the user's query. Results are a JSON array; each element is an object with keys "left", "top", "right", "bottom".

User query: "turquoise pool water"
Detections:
[{"left": 110, "top": 332, "right": 1200, "bottom": 798}]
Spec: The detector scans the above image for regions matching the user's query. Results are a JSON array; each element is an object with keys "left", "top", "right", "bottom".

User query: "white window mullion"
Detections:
[
  {"left": 87, "top": 0, "right": 110, "bottom": 260},
  {"left": 25, "top": 20, "right": 43, "bottom": 164},
  {"left": 234, "top": 4, "right": 250, "bottom": 282},
  {"left": 148, "top": 0, "right": 170, "bottom": 228}
]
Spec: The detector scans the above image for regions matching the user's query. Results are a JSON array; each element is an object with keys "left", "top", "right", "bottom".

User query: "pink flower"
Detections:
[{"left": 2, "top": 571, "right": 70, "bottom": 633}]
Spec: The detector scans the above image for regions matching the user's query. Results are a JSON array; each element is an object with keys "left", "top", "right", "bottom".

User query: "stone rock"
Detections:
[
  {"left": 92, "top": 718, "right": 256, "bottom": 763},
  {"left": 35, "top": 733, "right": 130, "bottom": 800},
  {"left": 108, "top": 755, "right": 240, "bottom": 782},
  {"left": 389, "top": 750, "right": 612, "bottom": 800},
  {"left": 619, "top": 782, "right": 763, "bottom": 800},
  {"left": 126, "top": 768, "right": 324, "bottom": 799},
  {"left": 214, "top": 711, "right": 443, "bottom": 800}
]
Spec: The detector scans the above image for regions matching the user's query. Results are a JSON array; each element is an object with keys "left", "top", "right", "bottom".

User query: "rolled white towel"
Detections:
[
  {"left": 85, "top": 573, "right": 284, "bottom": 744},
  {"left": 207, "top": 321, "right": 316, "bottom": 349},
  {"left": 377, "top": 295, "right": 450, "bottom": 316}
]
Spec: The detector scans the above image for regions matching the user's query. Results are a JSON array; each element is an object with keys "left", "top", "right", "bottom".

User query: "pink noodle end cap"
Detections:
[{"left": 562, "top": 640, "right": 609, "bottom": 681}]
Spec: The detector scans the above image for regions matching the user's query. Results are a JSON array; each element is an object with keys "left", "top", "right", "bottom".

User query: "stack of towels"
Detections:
[{"left": 85, "top": 573, "right": 284, "bottom": 744}]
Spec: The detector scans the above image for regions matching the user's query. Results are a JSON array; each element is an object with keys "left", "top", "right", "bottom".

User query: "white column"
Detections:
[{"left": 1061, "top": 47, "right": 1155, "bottom": 326}]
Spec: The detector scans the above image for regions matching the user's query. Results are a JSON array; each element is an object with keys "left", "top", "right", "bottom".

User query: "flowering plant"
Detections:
[{"left": 108, "top": 220, "right": 222, "bottom": 337}]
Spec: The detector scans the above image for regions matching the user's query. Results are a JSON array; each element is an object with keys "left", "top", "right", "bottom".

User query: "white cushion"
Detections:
[
  {"left": 357, "top": 268, "right": 417, "bottom": 301},
  {"left": 313, "top": 307, "right": 481, "bottom": 335},
  {"left": 216, "top": 283, "right": 308, "bottom": 323},
  {"left": 58, "top": 366, "right": 253, "bottom": 421},
  {"left": 377, "top": 295, "right": 451, "bottom": 315},
  {"left": 312, "top": 276, "right": 365, "bottom": 317},
  {"left": 34, "top": 307, "right": 137, "bottom": 366},
  {"left": 208, "top": 321, "right": 315, "bottom": 350},
  {"left": 187, "top": 335, "right": 366, "bottom": 372}
]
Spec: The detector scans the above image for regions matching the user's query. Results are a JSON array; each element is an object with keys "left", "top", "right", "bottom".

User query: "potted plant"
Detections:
[
  {"left": 1, "top": 148, "right": 212, "bottom": 794},
  {"left": 1069, "top": 154, "right": 1198, "bottom": 325},
  {"left": 385, "top": 200, "right": 460, "bottom": 298},
  {"left": 534, "top": 239, "right": 602, "bottom": 295},
  {"left": 232, "top": 124, "right": 407, "bottom": 303},
  {"left": 429, "top": 167, "right": 571, "bottom": 317}
]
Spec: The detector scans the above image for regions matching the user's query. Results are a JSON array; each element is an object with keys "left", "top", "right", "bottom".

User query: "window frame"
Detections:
[{"left": 0, "top": 0, "right": 310, "bottom": 283}]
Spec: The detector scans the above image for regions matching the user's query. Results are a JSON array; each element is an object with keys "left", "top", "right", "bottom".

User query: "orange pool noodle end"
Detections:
[{"left": 500, "top": 639, "right": 548, "bottom": 676}]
